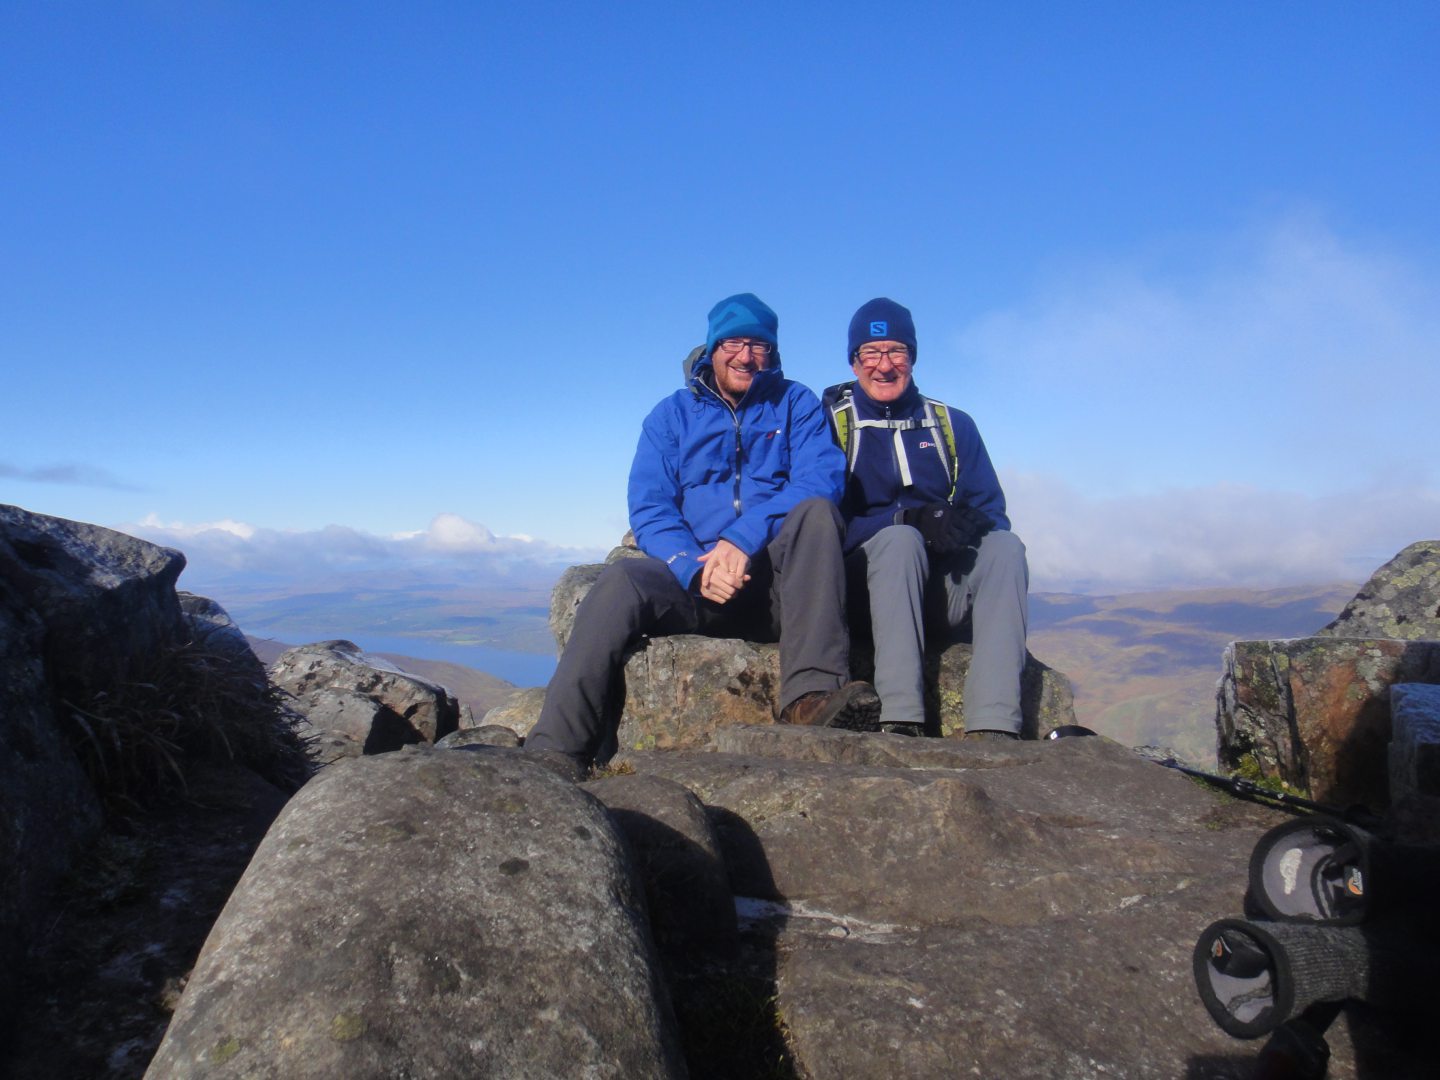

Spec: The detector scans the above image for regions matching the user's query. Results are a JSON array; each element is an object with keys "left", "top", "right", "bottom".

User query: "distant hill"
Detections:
[
  {"left": 246, "top": 635, "right": 520, "bottom": 719},
  {"left": 220, "top": 582, "right": 556, "bottom": 654},
  {"left": 1026, "top": 582, "right": 1358, "bottom": 766}
]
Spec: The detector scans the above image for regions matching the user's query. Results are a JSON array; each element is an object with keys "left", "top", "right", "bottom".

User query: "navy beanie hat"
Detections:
[
  {"left": 848, "top": 297, "right": 917, "bottom": 361},
  {"left": 706, "top": 293, "right": 779, "bottom": 356}
]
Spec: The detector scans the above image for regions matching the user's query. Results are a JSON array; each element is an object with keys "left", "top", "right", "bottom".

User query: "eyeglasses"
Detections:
[
  {"left": 716, "top": 338, "right": 773, "bottom": 359},
  {"left": 856, "top": 344, "right": 911, "bottom": 367}
]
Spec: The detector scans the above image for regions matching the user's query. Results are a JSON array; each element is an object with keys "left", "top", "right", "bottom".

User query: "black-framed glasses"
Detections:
[
  {"left": 716, "top": 338, "right": 773, "bottom": 359},
  {"left": 857, "top": 344, "right": 911, "bottom": 367}
]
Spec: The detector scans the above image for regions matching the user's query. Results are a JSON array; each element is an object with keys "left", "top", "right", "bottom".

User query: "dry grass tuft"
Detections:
[{"left": 61, "top": 636, "right": 312, "bottom": 810}]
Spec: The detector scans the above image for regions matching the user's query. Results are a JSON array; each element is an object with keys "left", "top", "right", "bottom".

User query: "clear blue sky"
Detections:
[{"left": 4, "top": 1, "right": 1437, "bottom": 592}]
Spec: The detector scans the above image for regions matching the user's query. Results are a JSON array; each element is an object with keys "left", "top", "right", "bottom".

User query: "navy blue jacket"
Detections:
[
  {"left": 628, "top": 354, "right": 846, "bottom": 589},
  {"left": 827, "top": 380, "right": 1010, "bottom": 553}
]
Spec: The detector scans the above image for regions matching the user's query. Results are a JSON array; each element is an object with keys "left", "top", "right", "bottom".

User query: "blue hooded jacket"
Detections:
[
  {"left": 829, "top": 379, "right": 1010, "bottom": 554},
  {"left": 628, "top": 351, "right": 846, "bottom": 589}
]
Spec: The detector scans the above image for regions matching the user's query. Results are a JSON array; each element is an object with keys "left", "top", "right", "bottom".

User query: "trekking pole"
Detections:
[{"left": 1156, "top": 759, "right": 1380, "bottom": 827}]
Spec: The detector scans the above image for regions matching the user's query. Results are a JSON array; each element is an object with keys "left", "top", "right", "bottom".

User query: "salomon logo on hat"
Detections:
[{"left": 848, "top": 298, "right": 917, "bottom": 361}]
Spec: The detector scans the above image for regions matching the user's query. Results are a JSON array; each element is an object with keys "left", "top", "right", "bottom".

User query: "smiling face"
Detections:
[
  {"left": 711, "top": 338, "right": 771, "bottom": 404},
  {"left": 852, "top": 341, "right": 913, "bottom": 403}
]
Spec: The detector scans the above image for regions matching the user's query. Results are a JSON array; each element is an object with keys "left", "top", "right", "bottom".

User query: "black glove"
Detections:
[{"left": 896, "top": 502, "right": 992, "bottom": 556}]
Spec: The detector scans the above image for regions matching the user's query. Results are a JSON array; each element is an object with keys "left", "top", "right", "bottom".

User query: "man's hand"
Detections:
[
  {"left": 897, "top": 502, "right": 992, "bottom": 556},
  {"left": 697, "top": 540, "right": 751, "bottom": 604}
]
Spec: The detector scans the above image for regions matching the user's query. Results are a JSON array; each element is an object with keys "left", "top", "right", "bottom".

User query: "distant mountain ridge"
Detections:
[
  {"left": 220, "top": 582, "right": 556, "bottom": 654},
  {"left": 245, "top": 580, "right": 1359, "bottom": 766}
]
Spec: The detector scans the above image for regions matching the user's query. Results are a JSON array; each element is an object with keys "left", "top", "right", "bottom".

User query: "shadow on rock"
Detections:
[{"left": 590, "top": 768, "right": 795, "bottom": 1080}]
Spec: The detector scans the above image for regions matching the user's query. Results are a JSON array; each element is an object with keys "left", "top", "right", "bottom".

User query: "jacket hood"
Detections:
[{"left": 685, "top": 345, "right": 783, "bottom": 394}]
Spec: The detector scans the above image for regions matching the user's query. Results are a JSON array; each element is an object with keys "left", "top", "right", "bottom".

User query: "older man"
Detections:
[
  {"left": 824, "top": 298, "right": 1029, "bottom": 739},
  {"left": 526, "top": 293, "right": 880, "bottom": 770}
]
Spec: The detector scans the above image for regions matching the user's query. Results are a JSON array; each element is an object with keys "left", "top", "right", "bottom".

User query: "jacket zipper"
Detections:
[{"left": 699, "top": 378, "right": 745, "bottom": 518}]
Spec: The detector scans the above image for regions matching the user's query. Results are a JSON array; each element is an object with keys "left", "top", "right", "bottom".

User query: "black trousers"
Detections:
[{"left": 526, "top": 498, "right": 850, "bottom": 764}]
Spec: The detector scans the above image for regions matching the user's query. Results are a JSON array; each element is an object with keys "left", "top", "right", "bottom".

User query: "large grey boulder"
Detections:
[
  {"left": 1215, "top": 542, "right": 1440, "bottom": 808},
  {"left": 548, "top": 543, "right": 646, "bottom": 651},
  {"left": 504, "top": 633, "right": 1075, "bottom": 753},
  {"left": 1319, "top": 540, "right": 1440, "bottom": 639},
  {"left": 270, "top": 640, "right": 463, "bottom": 754},
  {"left": 586, "top": 773, "right": 738, "bottom": 972},
  {"left": 481, "top": 685, "right": 546, "bottom": 736},
  {"left": 0, "top": 504, "right": 187, "bottom": 695},
  {"left": 1216, "top": 637, "right": 1440, "bottom": 808},
  {"left": 1, "top": 506, "right": 190, "bottom": 1032},
  {"left": 0, "top": 577, "right": 103, "bottom": 1027},
  {"left": 178, "top": 591, "right": 268, "bottom": 687},
  {"left": 146, "top": 747, "right": 686, "bottom": 1079}
]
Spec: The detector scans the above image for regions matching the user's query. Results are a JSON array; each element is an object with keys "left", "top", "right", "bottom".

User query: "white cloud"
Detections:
[
  {"left": 418, "top": 512, "right": 497, "bottom": 551},
  {"left": 948, "top": 214, "right": 1440, "bottom": 498},
  {"left": 139, "top": 513, "right": 255, "bottom": 540},
  {"left": 1009, "top": 471, "right": 1438, "bottom": 592},
  {"left": 125, "top": 512, "right": 603, "bottom": 591}
]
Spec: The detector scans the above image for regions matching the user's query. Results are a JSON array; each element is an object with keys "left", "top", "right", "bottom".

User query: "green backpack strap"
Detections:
[
  {"left": 821, "top": 382, "right": 859, "bottom": 469},
  {"left": 923, "top": 397, "right": 960, "bottom": 500}
]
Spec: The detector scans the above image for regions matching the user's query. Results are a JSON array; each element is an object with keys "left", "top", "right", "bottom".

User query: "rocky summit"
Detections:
[
  {"left": 3, "top": 504, "right": 1438, "bottom": 1078},
  {"left": 1216, "top": 537, "right": 1440, "bottom": 810}
]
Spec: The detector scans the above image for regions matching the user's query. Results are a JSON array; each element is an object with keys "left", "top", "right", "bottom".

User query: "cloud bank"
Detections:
[
  {"left": 128, "top": 512, "right": 605, "bottom": 592},
  {"left": 126, "top": 487, "right": 1436, "bottom": 601},
  {"left": 1009, "top": 473, "right": 1437, "bottom": 593},
  {"left": 952, "top": 214, "right": 1440, "bottom": 498}
]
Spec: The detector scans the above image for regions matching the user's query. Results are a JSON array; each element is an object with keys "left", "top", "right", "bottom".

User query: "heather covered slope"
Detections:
[{"left": 1027, "top": 583, "right": 1358, "bottom": 763}]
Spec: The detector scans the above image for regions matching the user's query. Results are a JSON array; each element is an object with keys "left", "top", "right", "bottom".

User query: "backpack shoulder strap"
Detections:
[
  {"left": 822, "top": 382, "right": 860, "bottom": 470},
  {"left": 923, "top": 397, "right": 960, "bottom": 500}
]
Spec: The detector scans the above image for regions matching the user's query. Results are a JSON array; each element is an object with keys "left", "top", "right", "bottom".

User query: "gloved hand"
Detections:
[{"left": 896, "top": 502, "right": 992, "bottom": 556}]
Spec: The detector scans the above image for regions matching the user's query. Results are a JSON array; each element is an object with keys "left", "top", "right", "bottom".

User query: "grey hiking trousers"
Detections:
[
  {"left": 527, "top": 498, "right": 851, "bottom": 765},
  {"left": 845, "top": 525, "right": 1029, "bottom": 733}
]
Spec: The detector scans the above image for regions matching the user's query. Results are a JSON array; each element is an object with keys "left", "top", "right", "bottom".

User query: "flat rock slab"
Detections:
[
  {"left": 624, "top": 734, "right": 1258, "bottom": 930},
  {"left": 146, "top": 747, "right": 685, "bottom": 1079},
  {"left": 771, "top": 907, "right": 1400, "bottom": 1080},
  {"left": 610, "top": 727, "right": 1419, "bottom": 1078},
  {"left": 1217, "top": 637, "right": 1440, "bottom": 807}
]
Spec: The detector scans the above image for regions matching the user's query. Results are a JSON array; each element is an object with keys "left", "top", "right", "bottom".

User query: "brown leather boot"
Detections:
[{"left": 780, "top": 682, "right": 882, "bottom": 731}]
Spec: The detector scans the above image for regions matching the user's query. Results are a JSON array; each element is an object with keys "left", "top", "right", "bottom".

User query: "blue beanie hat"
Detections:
[
  {"left": 706, "top": 293, "right": 779, "bottom": 356},
  {"left": 848, "top": 297, "right": 917, "bottom": 361}
]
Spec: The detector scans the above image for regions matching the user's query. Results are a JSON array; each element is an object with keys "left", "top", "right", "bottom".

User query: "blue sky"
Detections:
[{"left": 4, "top": 1, "right": 1437, "bottom": 594}]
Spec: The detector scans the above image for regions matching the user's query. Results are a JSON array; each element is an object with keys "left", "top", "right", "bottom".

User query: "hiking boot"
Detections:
[
  {"left": 963, "top": 728, "right": 1019, "bottom": 742},
  {"left": 780, "top": 682, "right": 882, "bottom": 731},
  {"left": 880, "top": 722, "right": 923, "bottom": 737}
]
